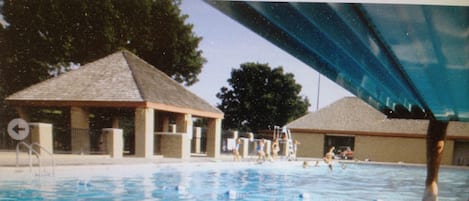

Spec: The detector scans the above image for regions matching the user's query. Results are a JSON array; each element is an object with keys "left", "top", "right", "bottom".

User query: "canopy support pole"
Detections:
[{"left": 423, "top": 120, "right": 448, "bottom": 201}]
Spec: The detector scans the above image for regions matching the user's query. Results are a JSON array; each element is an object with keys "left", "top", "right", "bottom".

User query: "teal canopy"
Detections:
[{"left": 206, "top": 1, "right": 469, "bottom": 122}]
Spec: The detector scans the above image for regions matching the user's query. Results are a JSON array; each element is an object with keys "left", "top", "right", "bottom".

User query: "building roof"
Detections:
[
  {"left": 287, "top": 97, "right": 429, "bottom": 134},
  {"left": 287, "top": 97, "right": 468, "bottom": 139},
  {"left": 6, "top": 50, "right": 223, "bottom": 118}
]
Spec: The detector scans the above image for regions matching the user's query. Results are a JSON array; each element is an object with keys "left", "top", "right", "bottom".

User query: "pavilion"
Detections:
[{"left": 6, "top": 50, "right": 224, "bottom": 158}]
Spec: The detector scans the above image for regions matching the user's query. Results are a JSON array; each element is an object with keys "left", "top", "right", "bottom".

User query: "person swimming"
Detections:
[
  {"left": 293, "top": 140, "right": 300, "bottom": 160},
  {"left": 271, "top": 139, "right": 280, "bottom": 160},
  {"left": 323, "top": 146, "right": 335, "bottom": 171},
  {"left": 303, "top": 161, "right": 309, "bottom": 169},
  {"left": 256, "top": 139, "right": 266, "bottom": 162},
  {"left": 233, "top": 138, "right": 241, "bottom": 161}
]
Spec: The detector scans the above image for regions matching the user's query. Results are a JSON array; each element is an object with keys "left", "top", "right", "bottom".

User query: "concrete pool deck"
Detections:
[
  {"left": 1, "top": 151, "right": 468, "bottom": 170},
  {"left": 0, "top": 151, "right": 349, "bottom": 167},
  {"left": 0, "top": 152, "right": 235, "bottom": 167}
]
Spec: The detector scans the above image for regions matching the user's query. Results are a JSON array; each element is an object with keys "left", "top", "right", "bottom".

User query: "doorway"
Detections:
[{"left": 453, "top": 140, "right": 469, "bottom": 166}]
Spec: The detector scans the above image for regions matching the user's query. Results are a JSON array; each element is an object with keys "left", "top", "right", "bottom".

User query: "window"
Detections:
[{"left": 324, "top": 135, "right": 355, "bottom": 159}]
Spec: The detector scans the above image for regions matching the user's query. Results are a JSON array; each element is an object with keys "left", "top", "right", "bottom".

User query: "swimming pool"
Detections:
[{"left": 0, "top": 161, "right": 468, "bottom": 200}]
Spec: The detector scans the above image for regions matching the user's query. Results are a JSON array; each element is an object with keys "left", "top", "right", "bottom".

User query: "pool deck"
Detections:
[
  {"left": 0, "top": 151, "right": 344, "bottom": 167},
  {"left": 1, "top": 151, "right": 467, "bottom": 170},
  {"left": 0, "top": 152, "right": 236, "bottom": 167}
]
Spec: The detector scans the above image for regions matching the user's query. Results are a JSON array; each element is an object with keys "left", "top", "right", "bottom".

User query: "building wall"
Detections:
[
  {"left": 293, "top": 132, "right": 324, "bottom": 158},
  {"left": 355, "top": 136, "right": 454, "bottom": 165},
  {"left": 443, "top": 140, "right": 455, "bottom": 165},
  {"left": 355, "top": 136, "right": 425, "bottom": 163},
  {"left": 292, "top": 132, "right": 456, "bottom": 165}
]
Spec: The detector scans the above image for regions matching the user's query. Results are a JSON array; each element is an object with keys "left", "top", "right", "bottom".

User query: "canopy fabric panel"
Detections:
[{"left": 206, "top": 1, "right": 468, "bottom": 122}]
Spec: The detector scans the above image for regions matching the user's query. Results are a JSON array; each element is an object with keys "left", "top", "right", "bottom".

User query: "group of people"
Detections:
[
  {"left": 302, "top": 146, "right": 346, "bottom": 171},
  {"left": 253, "top": 138, "right": 278, "bottom": 163},
  {"left": 232, "top": 137, "right": 345, "bottom": 171},
  {"left": 232, "top": 137, "right": 300, "bottom": 163},
  {"left": 233, "top": 138, "right": 345, "bottom": 171}
]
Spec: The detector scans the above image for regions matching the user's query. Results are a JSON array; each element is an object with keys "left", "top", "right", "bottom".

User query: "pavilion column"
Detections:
[
  {"left": 194, "top": 127, "right": 202, "bottom": 153},
  {"left": 206, "top": 118, "right": 221, "bottom": 158},
  {"left": 423, "top": 120, "right": 448, "bottom": 201},
  {"left": 175, "top": 113, "right": 192, "bottom": 158},
  {"left": 134, "top": 107, "right": 154, "bottom": 158},
  {"left": 30, "top": 123, "right": 53, "bottom": 155},
  {"left": 70, "top": 107, "right": 90, "bottom": 154},
  {"left": 176, "top": 113, "right": 193, "bottom": 139}
]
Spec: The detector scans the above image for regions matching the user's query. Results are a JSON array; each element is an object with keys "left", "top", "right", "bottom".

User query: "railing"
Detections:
[
  {"left": 16, "top": 142, "right": 40, "bottom": 173},
  {"left": 31, "top": 142, "right": 55, "bottom": 175},
  {"left": 16, "top": 142, "right": 55, "bottom": 176}
]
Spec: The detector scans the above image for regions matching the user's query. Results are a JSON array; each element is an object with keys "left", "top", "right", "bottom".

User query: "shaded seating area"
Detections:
[{"left": 5, "top": 50, "right": 224, "bottom": 159}]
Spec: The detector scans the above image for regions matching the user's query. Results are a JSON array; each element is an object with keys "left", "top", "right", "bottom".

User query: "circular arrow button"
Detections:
[{"left": 7, "top": 118, "right": 30, "bottom": 141}]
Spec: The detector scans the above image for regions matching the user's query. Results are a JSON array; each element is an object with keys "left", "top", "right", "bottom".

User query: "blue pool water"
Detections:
[{"left": 0, "top": 162, "right": 468, "bottom": 201}]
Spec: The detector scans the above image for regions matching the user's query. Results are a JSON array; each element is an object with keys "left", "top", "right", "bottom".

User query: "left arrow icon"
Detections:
[{"left": 8, "top": 118, "right": 29, "bottom": 141}]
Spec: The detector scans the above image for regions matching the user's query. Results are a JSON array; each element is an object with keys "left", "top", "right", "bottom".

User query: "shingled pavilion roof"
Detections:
[
  {"left": 286, "top": 97, "right": 469, "bottom": 140},
  {"left": 6, "top": 50, "right": 223, "bottom": 118},
  {"left": 286, "top": 97, "right": 429, "bottom": 135}
]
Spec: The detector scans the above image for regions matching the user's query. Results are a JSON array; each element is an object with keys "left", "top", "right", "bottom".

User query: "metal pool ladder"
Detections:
[{"left": 16, "top": 142, "right": 55, "bottom": 176}]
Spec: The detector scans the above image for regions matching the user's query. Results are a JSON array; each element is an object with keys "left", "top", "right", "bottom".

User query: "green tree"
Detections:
[
  {"left": 0, "top": 0, "right": 204, "bottom": 96},
  {"left": 217, "top": 62, "right": 310, "bottom": 132}
]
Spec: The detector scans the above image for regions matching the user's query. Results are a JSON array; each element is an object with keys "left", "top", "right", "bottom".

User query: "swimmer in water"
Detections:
[
  {"left": 323, "top": 146, "right": 335, "bottom": 171},
  {"left": 256, "top": 139, "right": 266, "bottom": 162},
  {"left": 271, "top": 139, "right": 280, "bottom": 160},
  {"left": 233, "top": 138, "right": 241, "bottom": 161},
  {"left": 303, "top": 161, "right": 309, "bottom": 169}
]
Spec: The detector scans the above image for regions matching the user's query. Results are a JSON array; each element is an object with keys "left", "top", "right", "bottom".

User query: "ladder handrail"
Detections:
[
  {"left": 16, "top": 141, "right": 41, "bottom": 172},
  {"left": 31, "top": 142, "right": 55, "bottom": 175},
  {"left": 273, "top": 125, "right": 282, "bottom": 140},
  {"left": 285, "top": 128, "right": 296, "bottom": 160}
]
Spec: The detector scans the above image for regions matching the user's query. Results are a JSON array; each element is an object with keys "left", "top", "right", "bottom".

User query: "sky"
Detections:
[
  {"left": 0, "top": 1, "right": 4, "bottom": 26},
  {"left": 180, "top": 0, "right": 353, "bottom": 111}
]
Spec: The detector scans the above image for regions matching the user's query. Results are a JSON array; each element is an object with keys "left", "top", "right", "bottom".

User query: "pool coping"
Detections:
[{"left": 1, "top": 151, "right": 468, "bottom": 170}]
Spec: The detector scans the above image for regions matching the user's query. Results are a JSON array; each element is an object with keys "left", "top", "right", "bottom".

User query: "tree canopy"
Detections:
[
  {"left": 217, "top": 63, "right": 310, "bottom": 132},
  {"left": 0, "top": 0, "right": 205, "bottom": 96}
]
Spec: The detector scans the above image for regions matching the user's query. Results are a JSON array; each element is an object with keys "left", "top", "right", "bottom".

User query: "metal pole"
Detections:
[{"left": 316, "top": 73, "right": 321, "bottom": 111}]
